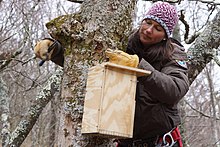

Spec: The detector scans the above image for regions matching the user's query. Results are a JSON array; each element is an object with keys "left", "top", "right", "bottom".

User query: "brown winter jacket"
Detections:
[{"left": 126, "top": 31, "right": 189, "bottom": 139}]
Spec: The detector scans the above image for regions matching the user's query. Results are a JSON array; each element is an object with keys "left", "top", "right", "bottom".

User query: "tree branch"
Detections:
[
  {"left": 5, "top": 67, "right": 63, "bottom": 147},
  {"left": 179, "top": 10, "right": 190, "bottom": 42},
  {"left": 0, "top": 50, "right": 22, "bottom": 71},
  {"left": 67, "top": 0, "right": 84, "bottom": 3},
  {"left": 0, "top": 77, "right": 10, "bottom": 147},
  {"left": 179, "top": 10, "right": 201, "bottom": 44},
  {"left": 0, "top": 33, "right": 17, "bottom": 45},
  {"left": 185, "top": 100, "right": 220, "bottom": 120},
  {"left": 187, "top": 10, "right": 220, "bottom": 84}
]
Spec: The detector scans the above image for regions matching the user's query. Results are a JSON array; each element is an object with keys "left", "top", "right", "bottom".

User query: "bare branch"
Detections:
[
  {"left": 5, "top": 67, "right": 63, "bottom": 147},
  {"left": 187, "top": 10, "right": 220, "bottom": 84},
  {"left": 13, "top": 55, "right": 36, "bottom": 65},
  {"left": 0, "top": 50, "right": 22, "bottom": 71},
  {"left": 179, "top": 10, "right": 190, "bottom": 42},
  {"left": 0, "top": 77, "right": 10, "bottom": 147},
  {"left": 67, "top": 0, "right": 83, "bottom": 3},
  {"left": 0, "top": 33, "right": 17, "bottom": 45},
  {"left": 185, "top": 100, "right": 220, "bottom": 120}
]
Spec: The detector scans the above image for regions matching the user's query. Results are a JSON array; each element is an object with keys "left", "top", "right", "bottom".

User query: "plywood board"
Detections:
[{"left": 81, "top": 62, "right": 151, "bottom": 138}]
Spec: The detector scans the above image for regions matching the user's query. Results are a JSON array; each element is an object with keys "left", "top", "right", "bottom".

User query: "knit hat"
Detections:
[{"left": 144, "top": 1, "right": 179, "bottom": 37}]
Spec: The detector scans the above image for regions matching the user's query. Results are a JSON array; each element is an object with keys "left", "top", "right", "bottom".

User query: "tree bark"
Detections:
[
  {"left": 46, "top": 0, "right": 136, "bottom": 146},
  {"left": 5, "top": 67, "right": 63, "bottom": 147},
  {"left": 0, "top": 77, "right": 10, "bottom": 147},
  {"left": 187, "top": 11, "right": 220, "bottom": 84}
]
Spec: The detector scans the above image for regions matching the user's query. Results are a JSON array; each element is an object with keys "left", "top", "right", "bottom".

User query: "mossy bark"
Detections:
[
  {"left": 5, "top": 67, "right": 63, "bottom": 147},
  {"left": 0, "top": 77, "right": 10, "bottom": 147},
  {"left": 187, "top": 11, "right": 220, "bottom": 84},
  {"left": 46, "top": 0, "right": 136, "bottom": 146}
]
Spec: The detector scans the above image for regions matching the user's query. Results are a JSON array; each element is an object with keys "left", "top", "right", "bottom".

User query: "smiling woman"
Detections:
[{"left": 115, "top": 2, "right": 189, "bottom": 147}]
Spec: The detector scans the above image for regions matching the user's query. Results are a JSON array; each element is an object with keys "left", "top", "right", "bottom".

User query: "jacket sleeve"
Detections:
[{"left": 138, "top": 58, "right": 189, "bottom": 105}]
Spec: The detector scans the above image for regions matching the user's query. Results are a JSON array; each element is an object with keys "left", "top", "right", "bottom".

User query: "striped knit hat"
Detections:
[{"left": 144, "top": 1, "right": 179, "bottom": 37}]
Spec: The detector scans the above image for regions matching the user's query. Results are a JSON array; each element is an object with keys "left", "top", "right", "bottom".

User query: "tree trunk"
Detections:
[
  {"left": 187, "top": 11, "right": 220, "bottom": 84},
  {"left": 46, "top": 0, "right": 136, "bottom": 146}
]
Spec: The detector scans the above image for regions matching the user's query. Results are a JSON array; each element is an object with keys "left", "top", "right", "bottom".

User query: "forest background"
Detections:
[{"left": 0, "top": 0, "right": 220, "bottom": 146}]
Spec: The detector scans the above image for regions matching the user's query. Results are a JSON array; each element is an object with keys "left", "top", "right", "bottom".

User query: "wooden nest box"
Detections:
[{"left": 82, "top": 62, "right": 151, "bottom": 138}]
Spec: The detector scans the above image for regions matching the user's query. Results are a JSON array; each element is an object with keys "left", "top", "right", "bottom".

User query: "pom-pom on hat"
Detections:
[{"left": 144, "top": 1, "right": 179, "bottom": 37}]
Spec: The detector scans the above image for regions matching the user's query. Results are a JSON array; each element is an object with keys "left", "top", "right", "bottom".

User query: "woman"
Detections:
[{"left": 116, "top": 1, "right": 189, "bottom": 147}]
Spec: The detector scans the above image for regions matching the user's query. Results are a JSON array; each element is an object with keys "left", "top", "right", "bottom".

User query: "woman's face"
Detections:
[{"left": 139, "top": 19, "right": 166, "bottom": 46}]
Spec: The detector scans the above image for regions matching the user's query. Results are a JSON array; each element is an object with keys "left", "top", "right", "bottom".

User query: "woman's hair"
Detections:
[
  {"left": 127, "top": 30, "right": 176, "bottom": 66},
  {"left": 146, "top": 38, "right": 174, "bottom": 63}
]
